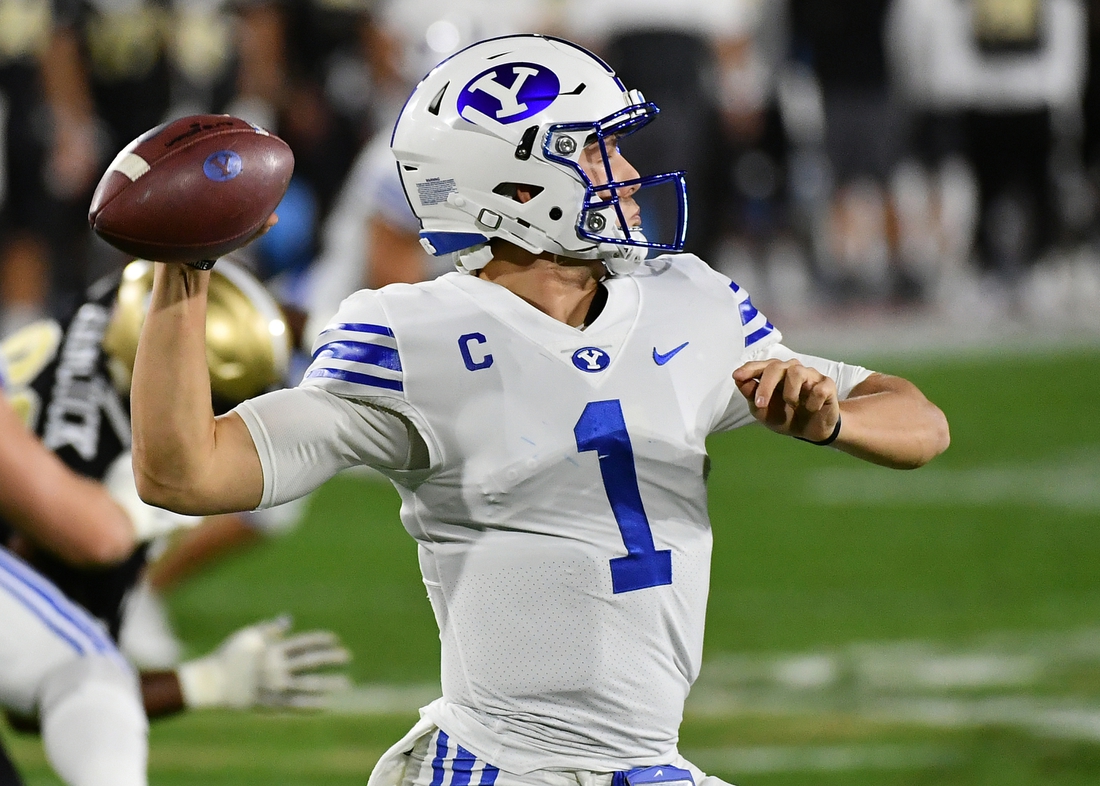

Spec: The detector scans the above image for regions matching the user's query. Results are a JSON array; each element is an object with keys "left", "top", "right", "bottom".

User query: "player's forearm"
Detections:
[
  {"left": 835, "top": 374, "right": 950, "bottom": 469},
  {"left": 0, "top": 400, "right": 135, "bottom": 565},
  {"left": 140, "top": 671, "right": 186, "bottom": 719},
  {"left": 131, "top": 264, "right": 219, "bottom": 509},
  {"left": 131, "top": 265, "right": 266, "bottom": 515}
]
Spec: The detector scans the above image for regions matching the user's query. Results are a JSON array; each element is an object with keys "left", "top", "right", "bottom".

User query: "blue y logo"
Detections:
[
  {"left": 458, "top": 63, "right": 560, "bottom": 125},
  {"left": 203, "top": 150, "right": 242, "bottom": 182},
  {"left": 572, "top": 347, "right": 610, "bottom": 373}
]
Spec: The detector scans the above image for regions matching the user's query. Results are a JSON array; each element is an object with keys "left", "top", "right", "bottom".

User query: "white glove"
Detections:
[
  {"left": 177, "top": 616, "right": 351, "bottom": 710},
  {"left": 103, "top": 452, "right": 203, "bottom": 542}
]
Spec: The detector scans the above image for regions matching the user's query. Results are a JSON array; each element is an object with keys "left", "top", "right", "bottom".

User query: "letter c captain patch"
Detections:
[{"left": 459, "top": 332, "right": 493, "bottom": 370}]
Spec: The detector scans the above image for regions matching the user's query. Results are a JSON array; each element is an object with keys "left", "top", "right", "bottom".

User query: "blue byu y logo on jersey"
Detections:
[
  {"left": 203, "top": 150, "right": 242, "bottom": 181},
  {"left": 572, "top": 347, "right": 610, "bottom": 373},
  {"left": 458, "top": 63, "right": 560, "bottom": 124}
]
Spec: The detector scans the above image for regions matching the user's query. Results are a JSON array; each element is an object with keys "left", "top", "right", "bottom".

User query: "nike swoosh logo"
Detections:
[{"left": 652, "top": 341, "right": 689, "bottom": 366}]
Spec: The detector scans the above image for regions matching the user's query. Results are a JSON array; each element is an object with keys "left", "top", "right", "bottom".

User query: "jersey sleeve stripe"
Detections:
[
  {"left": 730, "top": 282, "right": 776, "bottom": 348},
  {"left": 329, "top": 322, "right": 395, "bottom": 338},
  {"left": 745, "top": 323, "right": 776, "bottom": 347},
  {"left": 304, "top": 366, "right": 405, "bottom": 392},
  {"left": 314, "top": 340, "right": 402, "bottom": 371}
]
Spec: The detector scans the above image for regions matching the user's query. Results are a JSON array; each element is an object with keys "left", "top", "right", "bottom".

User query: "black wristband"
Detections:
[
  {"left": 184, "top": 259, "right": 217, "bottom": 271},
  {"left": 796, "top": 416, "right": 842, "bottom": 446}
]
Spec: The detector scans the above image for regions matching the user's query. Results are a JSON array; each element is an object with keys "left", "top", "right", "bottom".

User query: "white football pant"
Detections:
[{"left": 0, "top": 549, "right": 148, "bottom": 786}]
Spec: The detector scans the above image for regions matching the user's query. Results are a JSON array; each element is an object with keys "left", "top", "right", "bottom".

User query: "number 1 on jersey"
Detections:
[{"left": 574, "top": 400, "right": 672, "bottom": 593}]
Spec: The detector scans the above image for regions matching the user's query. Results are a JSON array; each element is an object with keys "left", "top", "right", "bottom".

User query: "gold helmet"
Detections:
[{"left": 103, "top": 258, "right": 291, "bottom": 404}]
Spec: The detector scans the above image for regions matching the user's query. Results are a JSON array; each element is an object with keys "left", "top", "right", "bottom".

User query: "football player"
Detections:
[
  {"left": 0, "top": 376, "right": 147, "bottom": 786},
  {"left": 0, "top": 259, "right": 348, "bottom": 786},
  {"left": 130, "top": 35, "right": 950, "bottom": 786}
]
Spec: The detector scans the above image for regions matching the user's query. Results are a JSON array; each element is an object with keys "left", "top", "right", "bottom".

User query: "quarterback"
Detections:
[{"left": 130, "top": 35, "right": 949, "bottom": 786}]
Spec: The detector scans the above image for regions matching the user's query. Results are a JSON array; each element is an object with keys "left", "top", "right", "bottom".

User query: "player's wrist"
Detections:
[
  {"left": 177, "top": 656, "right": 227, "bottom": 709},
  {"left": 796, "top": 416, "right": 842, "bottom": 446}
]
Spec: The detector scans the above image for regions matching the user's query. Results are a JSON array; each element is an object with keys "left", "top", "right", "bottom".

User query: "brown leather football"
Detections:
[{"left": 88, "top": 115, "right": 295, "bottom": 264}]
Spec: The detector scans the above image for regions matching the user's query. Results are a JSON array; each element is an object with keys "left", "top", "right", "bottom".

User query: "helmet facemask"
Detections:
[{"left": 544, "top": 97, "right": 688, "bottom": 274}]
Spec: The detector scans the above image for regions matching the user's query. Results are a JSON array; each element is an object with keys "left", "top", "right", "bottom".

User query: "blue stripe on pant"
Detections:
[
  {"left": 429, "top": 730, "right": 500, "bottom": 786},
  {"left": 0, "top": 548, "right": 120, "bottom": 660}
]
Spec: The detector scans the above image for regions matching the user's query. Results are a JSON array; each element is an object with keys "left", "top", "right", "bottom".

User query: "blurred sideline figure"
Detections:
[
  {"left": 787, "top": 0, "right": 911, "bottom": 301},
  {"left": 0, "top": 0, "right": 101, "bottom": 335},
  {"left": 130, "top": 35, "right": 949, "bottom": 786},
  {"left": 888, "top": 0, "right": 1088, "bottom": 293},
  {"left": 301, "top": 0, "right": 550, "bottom": 348},
  {"left": 558, "top": 0, "right": 748, "bottom": 259},
  {"left": 0, "top": 259, "right": 349, "bottom": 785}
]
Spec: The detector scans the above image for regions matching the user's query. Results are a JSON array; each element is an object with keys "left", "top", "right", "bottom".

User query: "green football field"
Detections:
[{"left": 6, "top": 347, "right": 1100, "bottom": 785}]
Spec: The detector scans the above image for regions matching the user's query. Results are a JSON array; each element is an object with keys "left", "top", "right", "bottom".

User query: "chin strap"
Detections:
[
  {"left": 598, "top": 227, "right": 650, "bottom": 275},
  {"left": 452, "top": 243, "right": 495, "bottom": 273}
]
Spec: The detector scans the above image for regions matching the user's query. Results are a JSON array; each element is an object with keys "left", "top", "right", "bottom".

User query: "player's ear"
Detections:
[{"left": 492, "top": 183, "right": 543, "bottom": 204}]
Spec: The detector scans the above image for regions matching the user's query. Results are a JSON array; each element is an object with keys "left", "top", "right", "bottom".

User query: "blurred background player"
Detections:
[
  {"left": 0, "top": 255, "right": 349, "bottom": 783},
  {"left": 0, "top": 347, "right": 148, "bottom": 786},
  {"left": 0, "top": 545, "right": 148, "bottom": 786}
]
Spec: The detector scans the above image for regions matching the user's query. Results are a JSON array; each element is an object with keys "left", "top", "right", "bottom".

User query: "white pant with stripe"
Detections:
[
  {"left": 368, "top": 712, "right": 734, "bottom": 786},
  {"left": 0, "top": 547, "right": 147, "bottom": 786}
]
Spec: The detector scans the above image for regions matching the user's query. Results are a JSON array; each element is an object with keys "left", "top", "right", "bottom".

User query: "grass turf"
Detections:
[{"left": 5, "top": 349, "right": 1100, "bottom": 784}]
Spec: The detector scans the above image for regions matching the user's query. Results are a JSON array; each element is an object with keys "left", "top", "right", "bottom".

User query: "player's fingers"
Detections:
[
  {"left": 254, "top": 614, "right": 292, "bottom": 640},
  {"left": 735, "top": 376, "right": 759, "bottom": 406},
  {"left": 283, "top": 645, "right": 353, "bottom": 672},
  {"left": 781, "top": 364, "right": 819, "bottom": 408},
  {"left": 803, "top": 377, "right": 837, "bottom": 414},
  {"left": 247, "top": 213, "right": 280, "bottom": 244},
  {"left": 280, "top": 631, "right": 344, "bottom": 656},
  {"left": 733, "top": 360, "right": 771, "bottom": 384},
  {"left": 753, "top": 361, "right": 793, "bottom": 410}
]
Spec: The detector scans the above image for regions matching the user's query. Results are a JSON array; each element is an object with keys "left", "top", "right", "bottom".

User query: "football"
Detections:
[{"left": 88, "top": 115, "right": 294, "bottom": 264}]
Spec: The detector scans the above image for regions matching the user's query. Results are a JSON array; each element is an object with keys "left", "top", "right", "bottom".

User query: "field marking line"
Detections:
[{"left": 806, "top": 449, "right": 1100, "bottom": 509}]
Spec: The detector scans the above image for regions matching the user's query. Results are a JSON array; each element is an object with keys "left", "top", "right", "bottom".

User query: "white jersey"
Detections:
[
  {"left": 302, "top": 134, "right": 442, "bottom": 348},
  {"left": 243, "top": 254, "right": 871, "bottom": 774}
]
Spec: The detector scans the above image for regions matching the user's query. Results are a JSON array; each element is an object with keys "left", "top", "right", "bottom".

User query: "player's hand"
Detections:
[
  {"left": 250, "top": 212, "right": 279, "bottom": 242},
  {"left": 182, "top": 213, "right": 278, "bottom": 270},
  {"left": 733, "top": 359, "right": 841, "bottom": 443},
  {"left": 177, "top": 615, "right": 351, "bottom": 710}
]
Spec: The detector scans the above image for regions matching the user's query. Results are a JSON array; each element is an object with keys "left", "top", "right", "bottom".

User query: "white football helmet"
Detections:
[{"left": 390, "top": 34, "right": 688, "bottom": 275}]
